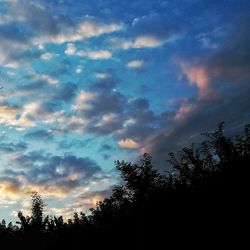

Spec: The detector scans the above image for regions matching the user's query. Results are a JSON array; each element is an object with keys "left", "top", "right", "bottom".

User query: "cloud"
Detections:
[
  {"left": 0, "top": 177, "right": 22, "bottom": 196},
  {"left": 56, "top": 115, "right": 88, "bottom": 134},
  {"left": 0, "top": 103, "right": 35, "bottom": 129},
  {"left": 73, "top": 91, "right": 97, "bottom": 112},
  {"left": 59, "top": 77, "right": 160, "bottom": 144},
  {"left": 118, "top": 139, "right": 140, "bottom": 149},
  {"left": 40, "top": 52, "right": 53, "bottom": 60},
  {"left": 99, "top": 143, "right": 113, "bottom": 152},
  {"left": 127, "top": 60, "right": 145, "bottom": 68},
  {"left": 0, "top": 148, "right": 117, "bottom": 214},
  {"left": 180, "top": 18, "right": 250, "bottom": 99},
  {"left": 48, "top": 189, "right": 112, "bottom": 219},
  {"left": 132, "top": 36, "right": 166, "bottom": 48},
  {"left": 38, "top": 20, "right": 122, "bottom": 44},
  {"left": 21, "top": 101, "right": 59, "bottom": 125},
  {"left": 142, "top": 82, "right": 250, "bottom": 169},
  {"left": 58, "top": 138, "right": 92, "bottom": 150},
  {"left": 111, "top": 35, "right": 168, "bottom": 49},
  {"left": 74, "top": 89, "right": 125, "bottom": 118},
  {"left": 64, "top": 43, "right": 85, "bottom": 56},
  {"left": 141, "top": 20, "right": 250, "bottom": 169},
  {"left": 110, "top": 12, "right": 181, "bottom": 50},
  {"left": 75, "top": 67, "right": 82, "bottom": 74},
  {"left": 67, "top": 88, "right": 124, "bottom": 134},
  {"left": 75, "top": 189, "right": 112, "bottom": 209},
  {"left": 0, "top": 2, "right": 122, "bottom": 68},
  {"left": 8, "top": 151, "right": 102, "bottom": 193},
  {"left": 53, "top": 82, "right": 78, "bottom": 102},
  {"left": 9, "top": 0, "right": 70, "bottom": 36},
  {"left": 0, "top": 97, "right": 69, "bottom": 130},
  {"left": 24, "top": 129, "right": 54, "bottom": 141},
  {"left": 196, "top": 33, "right": 218, "bottom": 49},
  {"left": 64, "top": 43, "right": 112, "bottom": 60},
  {"left": 181, "top": 65, "right": 214, "bottom": 100},
  {"left": 87, "top": 50, "right": 112, "bottom": 60},
  {"left": 38, "top": 74, "right": 59, "bottom": 85},
  {"left": 4, "top": 81, "right": 77, "bottom": 130},
  {"left": 0, "top": 142, "right": 27, "bottom": 153},
  {"left": 0, "top": 24, "right": 31, "bottom": 67},
  {"left": 95, "top": 72, "right": 110, "bottom": 79},
  {"left": 65, "top": 43, "right": 77, "bottom": 55}
]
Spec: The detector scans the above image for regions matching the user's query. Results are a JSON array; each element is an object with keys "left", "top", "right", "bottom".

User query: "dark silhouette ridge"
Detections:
[{"left": 0, "top": 122, "right": 249, "bottom": 249}]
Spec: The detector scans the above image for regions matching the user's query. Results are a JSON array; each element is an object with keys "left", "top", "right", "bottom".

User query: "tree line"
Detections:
[{"left": 0, "top": 122, "right": 249, "bottom": 249}]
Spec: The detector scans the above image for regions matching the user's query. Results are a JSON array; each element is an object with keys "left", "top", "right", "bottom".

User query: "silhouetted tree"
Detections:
[{"left": 30, "top": 191, "right": 45, "bottom": 228}]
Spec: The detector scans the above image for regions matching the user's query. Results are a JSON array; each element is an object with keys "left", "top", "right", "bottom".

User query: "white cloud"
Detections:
[
  {"left": 38, "top": 21, "right": 123, "bottom": 44},
  {"left": 41, "top": 74, "right": 59, "bottom": 85},
  {"left": 133, "top": 36, "right": 164, "bottom": 48},
  {"left": 0, "top": 104, "right": 35, "bottom": 129},
  {"left": 87, "top": 50, "right": 112, "bottom": 60},
  {"left": 127, "top": 60, "right": 145, "bottom": 68},
  {"left": 75, "top": 67, "right": 82, "bottom": 74},
  {"left": 95, "top": 72, "right": 110, "bottom": 79},
  {"left": 40, "top": 52, "right": 53, "bottom": 60},
  {"left": 65, "top": 43, "right": 86, "bottom": 56},
  {"left": 73, "top": 91, "right": 97, "bottom": 111},
  {"left": 65, "top": 43, "right": 77, "bottom": 55},
  {"left": 112, "top": 35, "right": 166, "bottom": 50},
  {"left": 95, "top": 113, "right": 119, "bottom": 128},
  {"left": 36, "top": 43, "right": 44, "bottom": 50},
  {"left": 64, "top": 43, "right": 111, "bottom": 60}
]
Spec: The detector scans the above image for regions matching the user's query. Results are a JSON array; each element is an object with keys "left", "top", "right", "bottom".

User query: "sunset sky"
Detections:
[{"left": 0, "top": 0, "right": 250, "bottom": 222}]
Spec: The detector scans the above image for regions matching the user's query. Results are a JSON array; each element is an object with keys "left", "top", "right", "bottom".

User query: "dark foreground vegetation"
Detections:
[{"left": 0, "top": 123, "right": 249, "bottom": 249}]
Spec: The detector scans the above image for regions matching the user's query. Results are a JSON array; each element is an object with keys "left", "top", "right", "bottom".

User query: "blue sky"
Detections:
[{"left": 0, "top": 0, "right": 250, "bottom": 222}]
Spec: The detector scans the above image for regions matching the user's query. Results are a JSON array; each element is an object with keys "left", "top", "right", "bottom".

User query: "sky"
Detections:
[{"left": 0, "top": 0, "right": 250, "bottom": 222}]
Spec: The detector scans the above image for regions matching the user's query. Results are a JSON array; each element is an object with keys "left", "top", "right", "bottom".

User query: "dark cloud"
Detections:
[
  {"left": 80, "top": 92, "right": 126, "bottom": 119},
  {"left": 0, "top": 142, "right": 28, "bottom": 153},
  {"left": 99, "top": 143, "right": 113, "bottom": 152},
  {"left": 76, "top": 189, "right": 112, "bottom": 206},
  {"left": 13, "top": 151, "right": 48, "bottom": 168},
  {"left": 9, "top": 48, "right": 42, "bottom": 62},
  {"left": 98, "top": 144, "right": 113, "bottom": 160},
  {"left": 128, "top": 98, "right": 149, "bottom": 111},
  {"left": 66, "top": 76, "right": 161, "bottom": 143},
  {"left": 38, "top": 82, "right": 78, "bottom": 111},
  {"left": 24, "top": 129, "right": 54, "bottom": 141},
  {"left": 53, "top": 82, "right": 78, "bottom": 102},
  {"left": 90, "top": 77, "right": 117, "bottom": 93},
  {"left": 17, "top": 80, "right": 46, "bottom": 92},
  {"left": 204, "top": 18, "right": 250, "bottom": 84},
  {"left": 143, "top": 19, "right": 250, "bottom": 170},
  {"left": 144, "top": 82, "right": 250, "bottom": 170},
  {"left": 10, "top": 0, "right": 72, "bottom": 36},
  {"left": 10, "top": 151, "right": 102, "bottom": 190},
  {"left": 84, "top": 93, "right": 156, "bottom": 138}
]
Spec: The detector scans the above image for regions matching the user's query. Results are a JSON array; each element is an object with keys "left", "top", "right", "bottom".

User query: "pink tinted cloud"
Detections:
[{"left": 181, "top": 64, "right": 215, "bottom": 100}]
